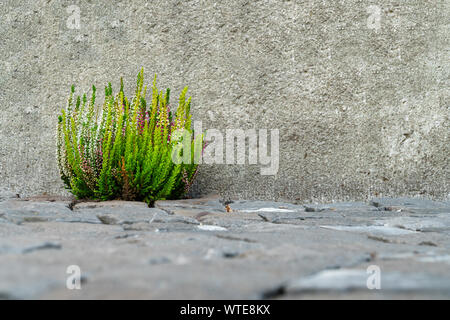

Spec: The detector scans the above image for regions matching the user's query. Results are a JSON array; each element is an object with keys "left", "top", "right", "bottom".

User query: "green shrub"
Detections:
[{"left": 56, "top": 68, "right": 203, "bottom": 204}]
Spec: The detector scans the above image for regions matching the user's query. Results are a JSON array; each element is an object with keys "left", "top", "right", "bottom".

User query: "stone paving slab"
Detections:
[{"left": 0, "top": 195, "right": 449, "bottom": 299}]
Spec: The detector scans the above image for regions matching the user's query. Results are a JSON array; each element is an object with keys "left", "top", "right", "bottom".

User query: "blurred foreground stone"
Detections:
[{"left": 0, "top": 195, "right": 449, "bottom": 299}]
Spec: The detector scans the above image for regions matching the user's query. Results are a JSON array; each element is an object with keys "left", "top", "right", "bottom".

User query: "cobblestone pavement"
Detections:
[{"left": 0, "top": 193, "right": 449, "bottom": 299}]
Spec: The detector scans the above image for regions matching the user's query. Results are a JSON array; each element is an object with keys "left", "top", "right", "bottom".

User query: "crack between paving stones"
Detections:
[
  {"left": 156, "top": 206, "right": 175, "bottom": 215},
  {"left": 67, "top": 198, "right": 101, "bottom": 211},
  {"left": 367, "top": 235, "right": 398, "bottom": 244},
  {"left": 55, "top": 219, "right": 101, "bottom": 225},
  {"left": 215, "top": 234, "right": 258, "bottom": 243},
  {"left": 22, "top": 242, "right": 62, "bottom": 254},
  {"left": 257, "top": 213, "right": 270, "bottom": 222}
]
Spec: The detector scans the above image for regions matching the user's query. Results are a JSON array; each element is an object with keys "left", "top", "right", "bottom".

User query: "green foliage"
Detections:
[{"left": 56, "top": 68, "right": 203, "bottom": 204}]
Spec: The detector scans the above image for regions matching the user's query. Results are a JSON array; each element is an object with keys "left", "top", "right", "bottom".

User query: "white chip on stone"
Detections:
[
  {"left": 198, "top": 225, "right": 228, "bottom": 231},
  {"left": 320, "top": 225, "right": 417, "bottom": 236},
  {"left": 240, "top": 208, "right": 296, "bottom": 213},
  {"left": 418, "top": 255, "right": 450, "bottom": 263}
]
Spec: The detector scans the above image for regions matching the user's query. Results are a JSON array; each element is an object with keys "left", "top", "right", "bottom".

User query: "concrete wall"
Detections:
[{"left": 0, "top": 0, "right": 448, "bottom": 201}]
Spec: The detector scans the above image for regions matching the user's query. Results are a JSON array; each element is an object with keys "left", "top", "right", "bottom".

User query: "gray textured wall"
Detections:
[{"left": 0, "top": 0, "right": 448, "bottom": 202}]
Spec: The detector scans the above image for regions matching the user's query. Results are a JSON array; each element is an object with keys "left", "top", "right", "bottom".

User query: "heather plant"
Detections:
[{"left": 57, "top": 68, "right": 203, "bottom": 204}]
